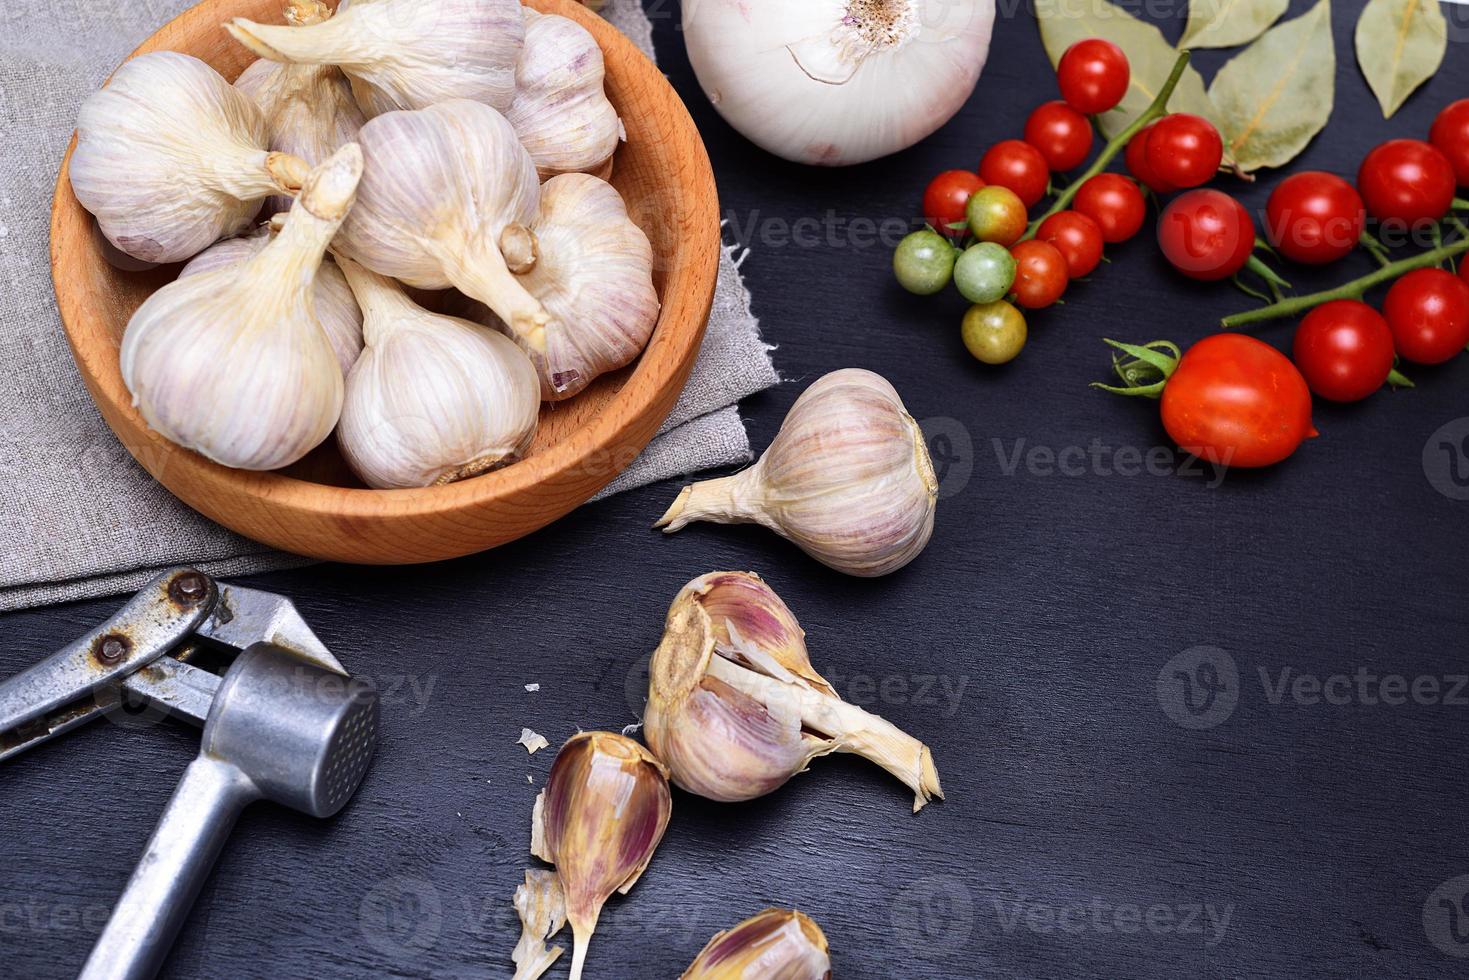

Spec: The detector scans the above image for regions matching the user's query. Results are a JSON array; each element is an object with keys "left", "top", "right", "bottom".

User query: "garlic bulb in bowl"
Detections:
[
  {"left": 69, "top": 51, "right": 309, "bottom": 263},
  {"left": 508, "top": 10, "right": 621, "bottom": 180},
  {"left": 120, "top": 144, "right": 362, "bottom": 471},
  {"left": 334, "top": 255, "right": 540, "bottom": 489},
  {"left": 681, "top": 0, "right": 995, "bottom": 166}
]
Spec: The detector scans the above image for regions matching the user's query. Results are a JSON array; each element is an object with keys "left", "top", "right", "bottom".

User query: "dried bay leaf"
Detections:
[
  {"left": 1208, "top": 0, "right": 1336, "bottom": 173},
  {"left": 1355, "top": 0, "right": 1447, "bottom": 118},
  {"left": 1037, "top": 0, "right": 1234, "bottom": 165},
  {"left": 1180, "top": 0, "right": 1289, "bottom": 49}
]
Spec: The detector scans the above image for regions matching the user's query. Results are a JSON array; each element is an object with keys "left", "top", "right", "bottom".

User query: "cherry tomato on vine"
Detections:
[
  {"left": 923, "top": 169, "right": 985, "bottom": 236},
  {"left": 1073, "top": 173, "right": 1146, "bottom": 243},
  {"left": 1037, "top": 210, "right": 1104, "bottom": 278},
  {"left": 1264, "top": 171, "right": 1366, "bottom": 265},
  {"left": 1009, "top": 240, "right": 1069, "bottom": 309},
  {"left": 893, "top": 229, "right": 956, "bottom": 295},
  {"left": 1056, "top": 38, "right": 1130, "bottom": 115},
  {"left": 1429, "top": 99, "right": 1469, "bottom": 187},
  {"left": 1125, "top": 122, "right": 1176, "bottom": 194},
  {"left": 1357, "top": 139, "right": 1456, "bottom": 225},
  {"left": 962, "top": 301, "right": 1027, "bottom": 365},
  {"left": 980, "top": 140, "right": 1050, "bottom": 209},
  {"left": 1383, "top": 268, "right": 1469, "bottom": 365},
  {"left": 1024, "top": 101, "right": 1093, "bottom": 172},
  {"left": 954, "top": 242, "right": 1016, "bottom": 305},
  {"left": 1157, "top": 189, "right": 1255, "bottom": 281},
  {"left": 1143, "top": 114, "right": 1223, "bottom": 189},
  {"left": 1291, "top": 301, "right": 1395, "bottom": 402},
  {"left": 965, "top": 185, "right": 1028, "bottom": 246}
]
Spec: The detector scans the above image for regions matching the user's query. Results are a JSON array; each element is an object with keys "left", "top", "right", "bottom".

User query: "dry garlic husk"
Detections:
[
  {"left": 70, "top": 51, "right": 309, "bottom": 263},
  {"left": 508, "top": 10, "right": 621, "bottom": 179},
  {"left": 335, "top": 99, "right": 552, "bottom": 353},
  {"left": 465, "top": 173, "right": 658, "bottom": 399},
  {"left": 682, "top": 908, "right": 832, "bottom": 980},
  {"left": 512, "top": 869, "right": 567, "bottom": 980},
  {"left": 644, "top": 571, "right": 943, "bottom": 812},
  {"left": 119, "top": 144, "right": 362, "bottom": 470},
  {"left": 226, "top": 0, "right": 525, "bottom": 117},
  {"left": 657, "top": 369, "right": 938, "bottom": 577},
  {"left": 531, "top": 731, "right": 672, "bottom": 980},
  {"left": 333, "top": 254, "right": 539, "bottom": 489},
  {"left": 179, "top": 226, "right": 363, "bottom": 376}
]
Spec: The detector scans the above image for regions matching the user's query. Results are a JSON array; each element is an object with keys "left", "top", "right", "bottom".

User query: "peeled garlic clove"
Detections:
[
  {"left": 70, "top": 51, "right": 308, "bottom": 263},
  {"left": 657, "top": 369, "right": 938, "bottom": 577},
  {"left": 179, "top": 227, "right": 363, "bottom": 377},
  {"left": 532, "top": 731, "right": 672, "bottom": 980},
  {"left": 682, "top": 908, "right": 831, "bottom": 980},
  {"left": 333, "top": 254, "right": 539, "bottom": 489},
  {"left": 508, "top": 10, "right": 621, "bottom": 180},
  {"left": 226, "top": 0, "right": 524, "bottom": 116},
  {"left": 120, "top": 144, "right": 362, "bottom": 470},
  {"left": 335, "top": 99, "right": 553, "bottom": 353},
  {"left": 645, "top": 571, "right": 943, "bottom": 812}
]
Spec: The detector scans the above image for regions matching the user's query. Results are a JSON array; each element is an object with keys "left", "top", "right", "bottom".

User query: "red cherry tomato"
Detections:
[
  {"left": 1383, "top": 268, "right": 1469, "bottom": 365},
  {"left": 1073, "top": 173, "right": 1146, "bottom": 243},
  {"left": 1264, "top": 171, "right": 1366, "bottom": 265},
  {"left": 923, "top": 170, "right": 985, "bottom": 237},
  {"left": 1125, "top": 122, "right": 1176, "bottom": 194},
  {"left": 979, "top": 140, "right": 1050, "bottom": 209},
  {"left": 1009, "top": 239, "right": 1069, "bottom": 309},
  {"left": 1024, "top": 101, "right": 1093, "bottom": 172},
  {"left": 1429, "top": 99, "right": 1469, "bottom": 186},
  {"left": 1144, "top": 114, "right": 1223, "bottom": 189},
  {"left": 1057, "top": 39, "right": 1130, "bottom": 115},
  {"left": 1157, "top": 189, "right": 1255, "bottom": 281},
  {"left": 1161, "top": 335, "right": 1316, "bottom": 467},
  {"left": 1037, "top": 210, "right": 1105, "bottom": 278},
  {"left": 1357, "top": 139, "right": 1456, "bottom": 225},
  {"left": 1291, "top": 301, "right": 1395, "bottom": 402}
]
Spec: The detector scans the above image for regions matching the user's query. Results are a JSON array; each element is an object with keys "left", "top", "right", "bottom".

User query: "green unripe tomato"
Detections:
[
  {"left": 893, "top": 230, "right": 956, "bottom": 295},
  {"left": 965, "top": 185, "right": 1029, "bottom": 246},
  {"left": 962, "top": 300, "right": 1027, "bottom": 364},
  {"left": 954, "top": 243, "right": 1017, "bottom": 304}
]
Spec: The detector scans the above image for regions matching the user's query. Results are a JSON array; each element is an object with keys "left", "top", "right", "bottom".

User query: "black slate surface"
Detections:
[{"left": 4, "top": 1, "right": 1469, "bottom": 977}]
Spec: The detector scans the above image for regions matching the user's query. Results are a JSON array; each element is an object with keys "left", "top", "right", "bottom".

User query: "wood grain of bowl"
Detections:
[{"left": 50, "top": 0, "right": 719, "bottom": 564}]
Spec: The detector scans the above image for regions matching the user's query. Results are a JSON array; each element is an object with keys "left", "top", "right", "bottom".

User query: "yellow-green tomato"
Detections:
[
  {"left": 962, "top": 301, "right": 1027, "bottom": 364},
  {"left": 954, "top": 243, "right": 1016, "bottom": 304},
  {"left": 893, "top": 229, "right": 956, "bottom": 295},
  {"left": 965, "top": 185, "right": 1029, "bottom": 246}
]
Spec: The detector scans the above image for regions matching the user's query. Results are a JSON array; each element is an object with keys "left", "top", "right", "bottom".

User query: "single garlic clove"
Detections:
[
  {"left": 226, "top": 0, "right": 525, "bottom": 116},
  {"left": 681, "top": 908, "right": 832, "bottom": 980},
  {"left": 508, "top": 10, "right": 622, "bottom": 180},
  {"left": 511, "top": 869, "right": 567, "bottom": 980},
  {"left": 179, "top": 226, "right": 363, "bottom": 377},
  {"left": 333, "top": 254, "right": 540, "bottom": 489},
  {"left": 645, "top": 571, "right": 943, "bottom": 812},
  {"left": 70, "top": 51, "right": 308, "bottom": 263},
  {"left": 119, "top": 143, "right": 362, "bottom": 470},
  {"left": 656, "top": 369, "right": 939, "bottom": 577},
  {"left": 531, "top": 731, "right": 672, "bottom": 980}
]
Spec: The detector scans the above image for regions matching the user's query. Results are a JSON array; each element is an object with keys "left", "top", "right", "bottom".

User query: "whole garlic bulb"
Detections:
[
  {"left": 335, "top": 100, "right": 551, "bottom": 353},
  {"left": 120, "top": 144, "right": 363, "bottom": 470},
  {"left": 682, "top": 908, "right": 831, "bottom": 980},
  {"left": 681, "top": 0, "right": 995, "bottom": 166},
  {"left": 227, "top": 0, "right": 525, "bottom": 116},
  {"left": 70, "top": 51, "right": 309, "bottom": 263},
  {"left": 657, "top": 369, "right": 938, "bottom": 577},
  {"left": 508, "top": 10, "right": 621, "bottom": 180},
  {"left": 179, "top": 226, "right": 363, "bottom": 376},
  {"left": 644, "top": 571, "right": 943, "bottom": 811},
  {"left": 334, "top": 255, "right": 540, "bottom": 489}
]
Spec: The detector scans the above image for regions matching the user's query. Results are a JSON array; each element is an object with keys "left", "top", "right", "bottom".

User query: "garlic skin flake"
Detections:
[
  {"left": 682, "top": 0, "right": 995, "bottom": 166},
  {"left": 657, "top": 369, "right": 938, "bottom": 577},
  {"left": 512, "top": 869, "right": 567, "bottom": 980},
  {"left": 120, "top": 144, "right": 362, "bottom": 470},
  {"left": 508, "top": 10, "right": 621, "bottom": 180},
  {"left": 227, "top": 0, "right": 525, "bottom": 117},
  {"left": 334, "top": 255, "right": 539, "bottom": 489},
  {"left": 70, "top": 51, "right": 308, "bottom": 263},
  {"left": 179, "top": 227, "right": 363, "bottom": 377},
  {"left": 531, "top": 731, "right": 671, "bottom": 980},
  {"left": 682, "top": 908, "right": 832, "bottom": 980},
  {"left": 645, "top": 571, "right": 943, "bottom": 812}
]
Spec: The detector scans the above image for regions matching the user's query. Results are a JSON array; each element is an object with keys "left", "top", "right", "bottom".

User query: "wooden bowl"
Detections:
[{"left": 50, "top": 0, "right": 719, "bottom": 563}]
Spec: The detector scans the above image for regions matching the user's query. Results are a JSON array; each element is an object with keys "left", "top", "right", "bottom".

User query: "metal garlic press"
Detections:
[{"left": 0, "top": 567, "right": 380, "bottom": 980}]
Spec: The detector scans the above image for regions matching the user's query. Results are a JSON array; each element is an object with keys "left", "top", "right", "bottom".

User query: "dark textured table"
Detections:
[{"left": 5, "top": 1, "right": 1469, "bottom": 977}]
